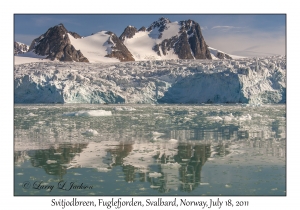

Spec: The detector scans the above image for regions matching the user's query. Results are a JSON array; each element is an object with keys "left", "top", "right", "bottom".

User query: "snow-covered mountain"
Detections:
[
  {"left": 14, "top": 41, "right": 29, "bottom": 55},
  {"left": 15, "top": 18, "right": 242, "bottom": 64},
  {"left": 14, "top": 18, "right": 286, "bottom": 105},
  {"left": 28, "top": 23, "right": 89, "bottom": 62},
  {"left": 120, "top": 17, "right": 212, "bottom": 61},
  {"left": 26, "top": 23, "right": 134, "bottom": 63}
]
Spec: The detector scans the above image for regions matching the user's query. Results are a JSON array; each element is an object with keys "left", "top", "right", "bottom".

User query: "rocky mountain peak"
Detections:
[
  {"left": 178, "top": 19, "right": 212, "bottom": 59},
  {"left": 28, "top": 24, "right": 88, "bottom": 62},
  {"left": 138, "top": 26, "right": 146, "bottom": 32},
  {"left": 105, "top": 31, "right": 135, "bottom": 62},
  {"left": 14, "top": 41, "right": 29, "bottom": 55},
  {"left": 119, "top": 25, "right": 138, "bottom": 42},
  {"left": 149, "top": 19, "right": 212, "bottom": 60},
  {"left": 147, "top": 17, "right": 171, "bottom": 32},
  {"left": 68, "top": 31, "right": 82, "bottom": 39}
]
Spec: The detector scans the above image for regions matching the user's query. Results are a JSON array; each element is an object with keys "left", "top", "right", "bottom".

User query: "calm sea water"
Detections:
[{"left": 14, "top": 104, "right": 286, "bottom": 196}]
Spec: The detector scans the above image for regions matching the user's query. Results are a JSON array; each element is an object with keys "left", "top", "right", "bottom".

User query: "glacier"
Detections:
[{"left": 14, "top": 56, "right": 286, "bottom": 104}]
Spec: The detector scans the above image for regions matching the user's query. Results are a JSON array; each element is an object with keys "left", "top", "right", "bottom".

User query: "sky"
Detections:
[{"left": 14, "top": 14, "right": 285, "bottom": 57}]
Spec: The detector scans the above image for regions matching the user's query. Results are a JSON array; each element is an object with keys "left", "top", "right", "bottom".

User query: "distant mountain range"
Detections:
[
  {"left": 14, "top": 17, "right": 243, "bottom": 63},
  {"left": 14, "top": 41, "right": 29, "bottom": 55}
]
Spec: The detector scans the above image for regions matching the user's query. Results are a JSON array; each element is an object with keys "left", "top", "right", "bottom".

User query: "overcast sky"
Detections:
[{"left": 14, "top": 14, "right": 286, "bottom": 57}]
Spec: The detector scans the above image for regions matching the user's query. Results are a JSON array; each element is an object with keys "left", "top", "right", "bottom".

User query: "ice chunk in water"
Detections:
[
  {"left": 168, "top": 139, "right": 178, "bottom": 143},
  {"left": 27, "top": 113, "right": 37, "bottom": 117},
  {"left": 161, "top": 162, "right": 181, "bottom": 169},
  {"left": 46, "top": 160, "right": 57, "bottom": 164},
  {"left": 82, "top": 129, "right": 99, "bottom": 136},
  {"left": 149, "top": 172, "right": 162, "bottom": 178},
  {"left": 238, "top": 114, "right": 252, "bottom": 121},
  {"left": 207, "top": 116, "right": 223, "bottom": 121},
  {"left": 113, "top": 107, "right": 136, "bottom": 111}
]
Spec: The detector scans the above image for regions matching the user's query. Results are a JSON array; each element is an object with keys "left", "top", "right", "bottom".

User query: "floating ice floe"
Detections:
[
  {"left": 238, "top": 114, "right": 252, "bottom": 121},
  {"left": 152, "top": 131, "right": 165, "bottom": 136},
  {"left": 210, "top": 151, "right": 218, "bottom": 157},
  {"left": 207, "top": 113, "right": 252, "bottom": 122},
  {"left": 63, "top": 110, "right": 112, "bottom": 117},
  {"left": 46, "top": 160, "right": 57, "bottom": 164},
  {"left": 207, "top": 116, "right": 223, "bottom": 121},
  {"left": 113, "top": 107, "right": 136, "bottom": 111},
  {"left": 82, "top": 129, "right": 99, "bottom": 136},
  {"left": 27, "top": 113, "right": 37, "bottom": 117},
  {"left": 224, "top": 113, "right": 235, "bottom": 121},
  {"left": 124, "top": 107, "right": 136, "bottom": 111},
  {"left": 151, "top": 131, "right": 165, "bottom": 141},
  {"left": 161, "top": 162, "right": 181, "bottom": 169},
  {"left": 150, "top": 185, "right": 160, "bottom": 189},
  {"left": 149, "top": 172, "right": 162, "bottom": 178},
  {"left": 97, "top": 168, "right": 111, "bottom": 172},
  {"left": 168, "top": 139, "right": 178, "bottom": 143},
  {"left": 253, "top": 113, "right": 262, "bottom": 117}
]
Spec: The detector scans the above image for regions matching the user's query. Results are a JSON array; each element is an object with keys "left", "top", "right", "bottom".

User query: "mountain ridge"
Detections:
[{"left": 15, "top": 18, "right": 242, "bottom": 64}]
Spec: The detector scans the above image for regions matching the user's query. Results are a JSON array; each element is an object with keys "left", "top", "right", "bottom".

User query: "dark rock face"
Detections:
[
  {"left": 181, "top": 20, "right": 212, "bottom": 59},
  {"left": 105, "top": 31, "right": 135, "bottom": 62},
  {"left": 119, "top": 26, "right": 138, "bottom": 42},
  {"left": 14, "top": 42, "right": 29, "bottom": 55},
  {"left": 174, "top": 32, "right": 195, "bottom": 59},
  {"left": 147, "top": 17, "right": 171, "bottom": 33},
  {"left": 138, "top": 26, "right": 146, "bottom": 32},
  {"left": 148, "top": 18, "right": 212, "bottom": 60},
  {"left": 62, "top": 44, "right": 89, "bottom": 62},
  {"left": 68, "top": 31, "right": 82, "bottom": 39},
  {"left": 216, "top": 52, "right": 232, "bottom": 59},
  {"left": 29, "top": 23, "right": 89, "bottom": 62}
]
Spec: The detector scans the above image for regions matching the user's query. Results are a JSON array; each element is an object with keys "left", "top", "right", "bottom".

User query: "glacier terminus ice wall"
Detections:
[{"left": 14, "top": 56, "right": 286, "bottom": 104}]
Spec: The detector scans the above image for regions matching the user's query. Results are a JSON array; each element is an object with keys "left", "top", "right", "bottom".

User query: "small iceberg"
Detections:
[
  {"left": 150, "top": 185, "right": 160, "bottom": 189},
  {"left": 168, "top": 139, "right": 178, "bottom": 143},
  {"left": 113, "top": 107, "right": 136, "bottom": 111},
  {"left": 223, "top": 113, "right": 235, "bottom": 121},
  {"left": 27, "top": 113, "right": 37, "bottom": 117},
  {"left": 207, "top": 116, "right": 223, "bottom": 121},
  {"left": 46, "top": 160, "right": 57, "bottom": 164},
  {"left": 82, "top": 129, "right": 99, "bottom": 136},
  {"left": 151, "top": 131, "right": 165, "bottom": 136},
  {"left": 149, "top": 172, "right": 162, "bottom": 178},
  {"left": 97, "top": 168, "right": 111, "bottom": 172},
  {"left": 161, "top": 162, "right": 181, "bottom": 169},
  {"left": 238, "top": 114, "right": 252, "bottom": 121}
]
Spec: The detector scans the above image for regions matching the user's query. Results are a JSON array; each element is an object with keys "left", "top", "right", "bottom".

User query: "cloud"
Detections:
[
  {"left": 210, "top": 26, "right": 247, "bottom": 33},
  {"left": 201, "top": 26, "right": 208, "bottom": 30}
]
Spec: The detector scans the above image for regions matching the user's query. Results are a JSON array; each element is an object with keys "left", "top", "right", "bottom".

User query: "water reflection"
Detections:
[{"left": 14, "top": 104, "right": 286, "bottom": 195}]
